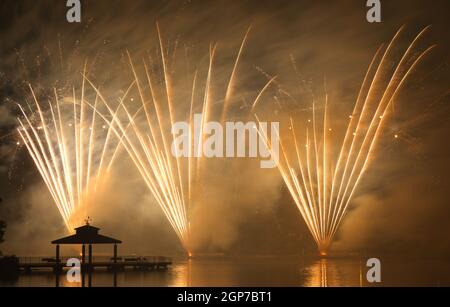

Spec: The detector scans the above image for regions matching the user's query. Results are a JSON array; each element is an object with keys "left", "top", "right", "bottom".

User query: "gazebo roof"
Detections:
[{"left": 51, "top": 223, "right": 121, "bottom": 244}]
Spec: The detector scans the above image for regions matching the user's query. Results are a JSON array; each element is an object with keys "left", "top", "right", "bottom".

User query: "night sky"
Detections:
[{"left": 0, "top": 0, "right": 449, "bottom": 257}]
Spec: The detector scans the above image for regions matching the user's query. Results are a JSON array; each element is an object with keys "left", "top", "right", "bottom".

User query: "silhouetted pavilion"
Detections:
[{"left": 51, "top": 222, "right": 121, "bottom": 272}]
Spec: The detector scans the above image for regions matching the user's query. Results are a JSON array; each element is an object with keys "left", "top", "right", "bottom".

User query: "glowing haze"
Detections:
[{"left": 0, "top": 1, "right": 448, "bottom": 257}]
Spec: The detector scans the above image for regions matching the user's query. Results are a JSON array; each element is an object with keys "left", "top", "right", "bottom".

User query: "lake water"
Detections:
[{"left": 2, "top": 256, "right": 450, "bottom": 287}]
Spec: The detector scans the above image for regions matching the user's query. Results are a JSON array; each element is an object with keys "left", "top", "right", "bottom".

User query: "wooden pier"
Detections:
[
  {"left": 19, "top": 256, "right": 172, "bottom": 273},
  {"left": 9, "top": 223, "right": 174, "bottom": 286}
]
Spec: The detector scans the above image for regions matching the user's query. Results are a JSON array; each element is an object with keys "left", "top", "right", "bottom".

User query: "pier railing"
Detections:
[{"left": 18, "top": 255, "right": 171, "bottom": 264}]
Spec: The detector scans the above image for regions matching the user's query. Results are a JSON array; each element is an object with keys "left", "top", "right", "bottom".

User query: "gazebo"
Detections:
[{"left": 51, "top": 221, "right": 122, "bottom": 273}]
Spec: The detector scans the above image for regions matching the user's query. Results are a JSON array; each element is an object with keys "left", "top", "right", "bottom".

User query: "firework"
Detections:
[
  {"left": 83, "top": 25, "right": 274, "bottom": 253},
  {"left": 17, "top": 74, "right": 121, "bottom": 232},
  {"left": 257, "top": 27, "right": 435, "bottom": 254}
]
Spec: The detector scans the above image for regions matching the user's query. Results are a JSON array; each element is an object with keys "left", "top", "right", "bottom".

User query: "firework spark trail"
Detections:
[
  {"left": 221, "top": 26, "right": 252, "bottom": 122},
  {"left": 17, "top": 82, "right": 121, "bottom": 232},
  {"left": 83, "top": 65, "right": 198, "bottom": 250},
  {"left": 80, "top": 42, "right": 209, "bottom": 251},
  {"left": 257, "top": 27, "right": 434, "bottom": 254}
]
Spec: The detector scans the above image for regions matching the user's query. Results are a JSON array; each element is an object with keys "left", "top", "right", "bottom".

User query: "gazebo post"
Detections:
[
  {"left": 81, "top": 244, "right": 86, "bottom": 287},
  {"left": 55, "top": 244, "right": 60, "bottom": 265},
  {"left": 88, "top": 244, "right": 93, "bottom": 287},
  {"left": 113, "top": 244, "right": 118, "bottom": 287},
  {"left": 88, "top": 244, "right": 93, "bottom": 268},
  {"left": 82, "top": 244, "right": 86, "bottom": 264},
  {"left": 55, "top": 244, "right": 60, "bottom": 287}
]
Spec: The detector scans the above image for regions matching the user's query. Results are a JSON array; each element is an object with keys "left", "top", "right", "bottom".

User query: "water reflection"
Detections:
[
  {"left": 3, "top": 257, "right": 450, "bottom": 287},
  {"left": 303, "top": 258, "right": 362, "bottom": 287},
  {"left": 173, "top": 257, "right": 365, "bottom": 287},
  {"left": 171, "top": 257, "right": 307, "bottom": 286},
  {"left": 304, "top": 259, "right": 330, "bottom": 287}
]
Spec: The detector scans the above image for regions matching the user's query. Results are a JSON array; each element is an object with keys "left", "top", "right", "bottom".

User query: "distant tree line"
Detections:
[
  {"left": 0, "top": 220, "right": 5, "bottom": 255},
  {"left": 0, "top": 196, "right": 5, "bottom": 255},
  {"left": 0, "top": 220, "right": 18, "bottom": 280}
]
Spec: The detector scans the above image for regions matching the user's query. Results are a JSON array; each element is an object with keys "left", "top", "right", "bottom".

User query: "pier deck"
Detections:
[{"left": 18, "top": 256, "right": 172, "bottom": 273}]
